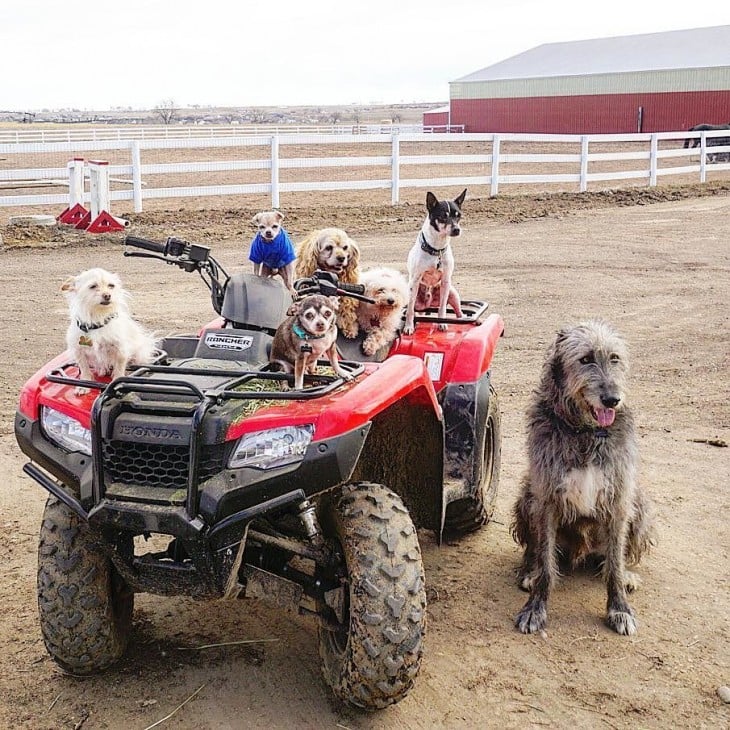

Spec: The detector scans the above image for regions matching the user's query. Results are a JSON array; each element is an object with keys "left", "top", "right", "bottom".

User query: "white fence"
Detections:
[
  {"left": 0, "top": 123, "right": 444, "bottom": 144},
  {"left": 1, "top": 129, "right": 729, "bottom": 212}
]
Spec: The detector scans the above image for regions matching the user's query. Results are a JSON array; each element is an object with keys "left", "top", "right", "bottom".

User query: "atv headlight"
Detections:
[
  {"left": 228, "top": 424, "right": 315, "bottom": 470},
  {"left": 41, "top": 406, "right": 92, "bottom": 455}
]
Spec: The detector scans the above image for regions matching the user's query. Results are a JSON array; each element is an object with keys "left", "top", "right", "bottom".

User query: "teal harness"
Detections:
[{"left": 292, "top": 322, "right": 326, "bottom": 341}]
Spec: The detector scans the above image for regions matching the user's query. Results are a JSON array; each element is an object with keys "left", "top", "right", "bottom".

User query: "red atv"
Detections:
[{"left": 14, "top": 234, "right": 503, "bottom": 709}]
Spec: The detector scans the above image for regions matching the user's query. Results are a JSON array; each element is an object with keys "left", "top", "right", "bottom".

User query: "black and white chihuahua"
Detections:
[{"left": 404, "top": 189, "right": 466, "bottom": 334}]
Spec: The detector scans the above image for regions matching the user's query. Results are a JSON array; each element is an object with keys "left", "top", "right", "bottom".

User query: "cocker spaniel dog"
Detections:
[{"left": 295, "top": 227, "right": 361, "bottom": 339}]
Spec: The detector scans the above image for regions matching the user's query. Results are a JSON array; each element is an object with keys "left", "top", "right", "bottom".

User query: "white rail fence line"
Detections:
[
  {"left": 1, "top": 130, "right": 729, "bottom": 212},
  {"left": 0, "top": 123, "right": 462, "bottom": 144}
]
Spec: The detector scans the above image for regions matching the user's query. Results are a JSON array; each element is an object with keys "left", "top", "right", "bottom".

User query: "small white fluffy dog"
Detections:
[
  {"left": 62, "top": 268, "right": 157, "bottom": 394},
  {"left": 356, "top": 267, "right": 409, "bottom": 356}
]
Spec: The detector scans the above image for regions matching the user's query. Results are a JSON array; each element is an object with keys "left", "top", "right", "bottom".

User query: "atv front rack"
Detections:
[{"left": 45, "top": 359, "right": 364, "bottom": 400}]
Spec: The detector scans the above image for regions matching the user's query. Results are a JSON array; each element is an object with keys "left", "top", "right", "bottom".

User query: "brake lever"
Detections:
[{"left": 123, "top": 251, "right": 168, "bottom": 262}]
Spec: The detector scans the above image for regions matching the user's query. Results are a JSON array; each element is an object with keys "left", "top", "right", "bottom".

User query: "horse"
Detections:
[{"left": 683, "top": 123, "right": 730, "bottom": 149}]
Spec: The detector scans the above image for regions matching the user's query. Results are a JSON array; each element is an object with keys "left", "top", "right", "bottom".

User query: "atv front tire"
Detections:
[
  {"left": 37, "top": 495, "right": 133, "bottom": 674},
  {"left": 318, "top": 482, "right": 426, "bottom": 709},
  {"left": 443, "top": 385, "right": 501, "bottom": 534}
]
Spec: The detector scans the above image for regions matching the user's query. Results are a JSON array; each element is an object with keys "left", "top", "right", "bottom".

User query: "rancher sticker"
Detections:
[
  {"left": 204, "top": 332, "right": 254, "bottom": 351},
  {"left": 423, "top": 352, "right": 444, "bottom": 381}
]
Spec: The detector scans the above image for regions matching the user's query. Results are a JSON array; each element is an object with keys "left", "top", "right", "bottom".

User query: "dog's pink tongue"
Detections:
[{"left": 595, "top": 408, "right": 616, "bottom": 427}]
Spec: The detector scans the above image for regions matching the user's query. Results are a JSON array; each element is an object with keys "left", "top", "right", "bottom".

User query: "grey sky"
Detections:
[{"left": 2, "top": 1, "right": 728, "bottom": 111}]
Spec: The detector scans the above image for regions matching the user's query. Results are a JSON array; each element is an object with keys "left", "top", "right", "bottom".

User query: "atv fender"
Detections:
[{"left": 447, "top": 313, "right": 504, "bottom": 383}]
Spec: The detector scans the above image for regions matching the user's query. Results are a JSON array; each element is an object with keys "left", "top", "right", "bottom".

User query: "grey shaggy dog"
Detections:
[{"left": 511, "top": 320, "right": 654, "bottom": 636}]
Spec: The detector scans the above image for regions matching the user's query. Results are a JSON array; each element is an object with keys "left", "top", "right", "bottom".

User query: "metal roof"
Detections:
[{"left": 454, "top": 25, "right": 730, "bottom": 83}]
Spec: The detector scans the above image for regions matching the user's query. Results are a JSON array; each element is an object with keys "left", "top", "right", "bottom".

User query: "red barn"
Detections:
[
  {"left": 440, "top": 25, "right": 730, "bottom": 134},
  {"left": 422, "top": 105, "right": 450, "bottom": 130}
]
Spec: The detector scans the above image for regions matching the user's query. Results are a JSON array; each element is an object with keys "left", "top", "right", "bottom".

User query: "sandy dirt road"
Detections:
[{"left": 0, "top": 188, "right": 728, "bottom": 729}]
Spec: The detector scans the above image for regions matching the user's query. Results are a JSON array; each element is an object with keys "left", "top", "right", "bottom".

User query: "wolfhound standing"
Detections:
[{"left": 511, "top": 320, "right": 654, "bottom": 636}]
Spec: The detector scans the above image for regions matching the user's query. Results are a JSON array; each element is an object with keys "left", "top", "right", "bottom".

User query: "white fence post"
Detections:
[
  {"left": 579, "top": 136, "right": 589, "bottom": 192},
  {"left": 391, "top": 130, "right": 400, "bottom": 205},
  {"left": 88, "top": 160, "right": 110, "bottom": 220},
  {"left": 67, "top": 157, "right": 85, "bottom": 207},
  {"left": 700, "top": 135, "right": 707, "bottom": 183},
  {"left": 649, "top": 134, "right": 658, "bottom": 186},
  {"left": 271, "top": 135, "right": 280, "bottom": 209},
  {"left": 490, "top": 136, "right": 501, "bottom": 196},
  {"left": 131, "top": 141, "right": 143, "bottom": 213}
]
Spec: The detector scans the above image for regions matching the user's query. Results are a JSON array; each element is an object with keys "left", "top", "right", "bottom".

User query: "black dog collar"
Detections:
[
  {"left": 419, "top": 232, "right": 447, "bottom": 258},
  {"left": 76, "top": 312, "right": 118, "bottom": 333}
]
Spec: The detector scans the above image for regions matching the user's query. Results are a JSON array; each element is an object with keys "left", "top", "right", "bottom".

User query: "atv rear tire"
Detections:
[
  {"left": 443, "top": 385, "right": 501, "bottom": 535},
  {"left": 37, "top": 495, "right": 133, "bottom": 674},
  {"left": 318, "top": 482, "right": 426, "bottom": 709}
]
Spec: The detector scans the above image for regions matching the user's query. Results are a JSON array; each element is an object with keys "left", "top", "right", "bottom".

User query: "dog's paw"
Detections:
[
  {"left": 517, "top": 572, "right": 535, "bottom": 592},
  {"left": 624, "top": 571, "right": 642, "bottom": 593},
  {"left": 515, "top": 600, "right": 547, "bottom": 634},
  {"left": 74, "top": 385, "right": 90, "bottom": 396},
  {"left": 437, "top": 322, "right": 448, "bottom": 331},
  {"left": 361, "top": 337, "right": 379, "bottom": 356},
  {"left": 341, "top": 325, "right": 359, "bottom": 339},
  {"left": 403, "top": 323, "right": 415, "bottom": 336},
  {"left": 606, "top": 607, "right": 637, "bottom": 635}
]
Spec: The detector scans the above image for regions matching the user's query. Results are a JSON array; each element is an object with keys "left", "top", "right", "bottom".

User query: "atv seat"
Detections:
[
  {"left": 221, "top": 272, "right": 292, "bottom": 333},
  {"left": 337, "top": 328, "right": 398, "bottom": 363}
]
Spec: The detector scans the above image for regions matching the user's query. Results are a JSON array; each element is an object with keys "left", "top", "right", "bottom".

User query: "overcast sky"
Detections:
[{"left": 2, "top": 1, "right": 729, "bottom": 111}]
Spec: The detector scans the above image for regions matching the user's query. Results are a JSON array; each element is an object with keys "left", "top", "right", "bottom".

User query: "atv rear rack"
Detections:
[{"left": 413, "top": 299, "right": 489, "bottom": 325}]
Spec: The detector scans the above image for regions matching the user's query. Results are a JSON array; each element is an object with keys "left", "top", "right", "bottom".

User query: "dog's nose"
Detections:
[
  {"left": 601, "top": 395, "right": 620, "bottom": 408},
  {"left": 101, "top": 293, "right": 111, "bottom": 302},
  {"left": 386, "top": 297, "right": 395, "bottom": 305},
  {"left": 450, "top": 227, "right": 460, "bottom": 236}
]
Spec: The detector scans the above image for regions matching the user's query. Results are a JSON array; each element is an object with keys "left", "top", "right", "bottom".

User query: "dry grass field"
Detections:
[{"left": 0, "top": 181, "right": 728, "bottom": 729}]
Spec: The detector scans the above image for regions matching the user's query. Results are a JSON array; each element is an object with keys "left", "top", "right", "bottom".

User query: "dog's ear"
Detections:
[
  {"left": 251, "top": 212, "right": 262, "bottom": 225},
  {"left": 274, "top": 210, "right": 284, "bottom": 223},
  {"left": 294, "top": 231, "right": 321, "bottom": 275},
  {"left": 454, "top": 188, "right": 467, "bottom": 208},
  {"left": 550, "top": 329, "right": 569, "bottom": 385},
  {"left": 345, "top": 236, "right": 360, "bottom": 273},
  {"left": 60, "top": 276, "right": 76, "bottom": 292},
  {"left": 426, "top": 191, "right": 438, "bottom": 212},
  {"left": 326, "top": 296, "right": 340, "bottom": 312},
  {"left": 286, "top": 300, "right": 303, "bottom": 316}
]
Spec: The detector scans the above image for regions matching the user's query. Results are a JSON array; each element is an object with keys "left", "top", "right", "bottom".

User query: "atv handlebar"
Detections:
[
  {"left": 123, "top": 234, "right": 227, "bottom": 313},
  {"left": 294, "top": 270, "right": 372, "bottom": 302},
  {"left": 124, "top": 235, "right": 167, "bottom": 254},
  {"left": 124, "top": 235, "right": 212, "bottom": 272}
]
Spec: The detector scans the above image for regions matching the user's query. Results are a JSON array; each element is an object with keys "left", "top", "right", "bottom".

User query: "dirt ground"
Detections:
[{"left": 0, "top": 184, "right": 728, "bottom": 729}]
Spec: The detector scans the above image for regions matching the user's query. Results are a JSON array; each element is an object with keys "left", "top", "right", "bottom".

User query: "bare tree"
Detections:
[
  {"left": 154, "top": 99, "right": 177, "bottom": 125},
  {"left": 329, "top": 110, "right": 342, "bottom": 124}
]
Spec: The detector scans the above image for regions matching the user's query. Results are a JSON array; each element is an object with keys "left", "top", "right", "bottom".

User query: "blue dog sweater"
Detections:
[{"left": 248, "top": 229, "right": 296, "bottom": 270}]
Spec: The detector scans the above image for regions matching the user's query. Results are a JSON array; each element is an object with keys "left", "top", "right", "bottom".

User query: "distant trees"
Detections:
[{"left": 154, "top": 99, "right": 177, "bottom": 125}]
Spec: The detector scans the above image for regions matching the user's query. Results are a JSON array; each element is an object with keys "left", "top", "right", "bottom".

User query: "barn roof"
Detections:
[{"left": 454, "top": 25, "right": 730, "bottom": 83}]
